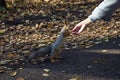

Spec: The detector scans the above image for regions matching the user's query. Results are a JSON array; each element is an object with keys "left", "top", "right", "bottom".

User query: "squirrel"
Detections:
[
  {"left": 50, "top": 22, "right": 69, "bottom": 62},
  {"left": 28, "top": 21, "right": 69, "bottom": 62}
]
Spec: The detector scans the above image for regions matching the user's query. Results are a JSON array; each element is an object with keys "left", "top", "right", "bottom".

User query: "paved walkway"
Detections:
[{"left": 0, "top": 37, "right": 120, "bottom": 80}]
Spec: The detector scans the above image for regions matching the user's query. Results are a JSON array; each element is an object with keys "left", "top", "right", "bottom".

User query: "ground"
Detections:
[
  {"left": 0, "top": 1, "right": 120, "bottom": 80},
  {"left": 0, "top": 37, "right": 120, "bottom": 80}
]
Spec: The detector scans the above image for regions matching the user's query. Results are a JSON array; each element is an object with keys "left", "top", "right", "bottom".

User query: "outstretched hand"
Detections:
[{"left": 71, "top": 18, "right": 92, "bottom": 34}]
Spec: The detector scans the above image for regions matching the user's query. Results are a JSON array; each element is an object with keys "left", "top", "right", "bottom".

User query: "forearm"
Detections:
[{"left": 89, "top": 0, "right": 120, "bottom": 22}]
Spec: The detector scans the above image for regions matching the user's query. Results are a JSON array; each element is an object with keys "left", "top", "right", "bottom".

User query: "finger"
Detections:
[
  {"left": 77, "top": 24, "right": 86, "bottom": 34},
  {"left": 71, "top": 25, "right": 81, "bottom": 34},
  {"left": 72, "top": 23, "right": 81, "bottom": 32},
  {"left": 71, "top": 31, "right": 79, "bottom": 35},
  {"left": 71, "top": 25, "right": 78, "bottom": 32}
]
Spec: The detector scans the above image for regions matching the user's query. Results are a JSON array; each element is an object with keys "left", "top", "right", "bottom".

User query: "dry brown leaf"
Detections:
[
  {"left": 69, "top": 78, "right": 78, "bottom": 80},
  {"left": 16, "top": 77, "right": 25, "bottom": 80},
  {"left": 102, "top": 50, "right": 107, "bottom": 53},
  {"left": 0, "top": 69, "right": 5, "bottom": 73},
  {"left": 43, "top": 69, "right": 50, "bottom": 72},
  {"left": 0, "top": 29, "right": 6, "bottom": 34},
  {"left": 42, "top": 73, "right": 50, "bottom": 77},
  {"left": 19, "top": 68, "right": 23, "bottom": 70},
  {"left": 0, "top": 66, "right": 7, "bottom": 73},
  {"left": 0, "top": 60, "right": 12, "bottom": 65},
  {"left": 69, "top": 76, "right": 80, "bottom": 80},
  {"left": 10, "top": 71, "right": 17, "bottom": 77},
  {"left": 7, "top": 53, "right": 14, "bottom": 59}
]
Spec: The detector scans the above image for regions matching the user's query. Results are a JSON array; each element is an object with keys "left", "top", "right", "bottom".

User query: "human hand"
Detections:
[{"left": 71, "top": 18, "right": 92, "bottom": 34}]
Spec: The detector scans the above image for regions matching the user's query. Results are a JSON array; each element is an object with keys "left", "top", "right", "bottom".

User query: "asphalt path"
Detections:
[{"left": 0, "top": 37, "right": 120, "bottom": 80}]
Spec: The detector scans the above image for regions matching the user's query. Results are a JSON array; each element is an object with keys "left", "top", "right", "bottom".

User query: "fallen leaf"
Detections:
[
  {"left": 88, "top": 65, "right": 92, "bottom": 69},
  {"left": 42, "top": 73, "right": 50, "bottom": 77},
  {"left": 44, "top": 0, "right": 49, "bottom": 2},
  {"left": 102, "top": 50, "right": 107, "bottom": 53},
  {"left": 69, "top": 78, "right": 78, "bottom": 80},
  {"left": 94, "top": 42, "right": 100, "bottom": 44},
  {"left": 43, "top": 69, "right": 50, "bottom": 72},
  {"left": 22, "top": 50, "right": 29, "bottom": 54},
  {"left": 41, "top": 28, "right": 47, "bottom": 32},
  {"left": 0, "top": 60, "right": 12, "bottom": 65},
  {"left": 69, "top": 76, "right": 80, "bottom": 80},
  {"left": 19, "top": 68, "right": 23, "bottom": 70},
  {"left": 16, "top": 77, "right": 25, "bottom": 80},
  {"left": 0, "top": 66, "right": 7, "bottom": 73},
  {"left": 0, "top": 29, "right": 6, "bottom": 35},
  {"left": 0, "top": 69, "right": 5, "bottom": 73},
  {"left": 7, "top": 53, "right": 14, "bottom": 59},
  {"left": 10, "top": 71, "right": 17, "bottom": 77}
]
